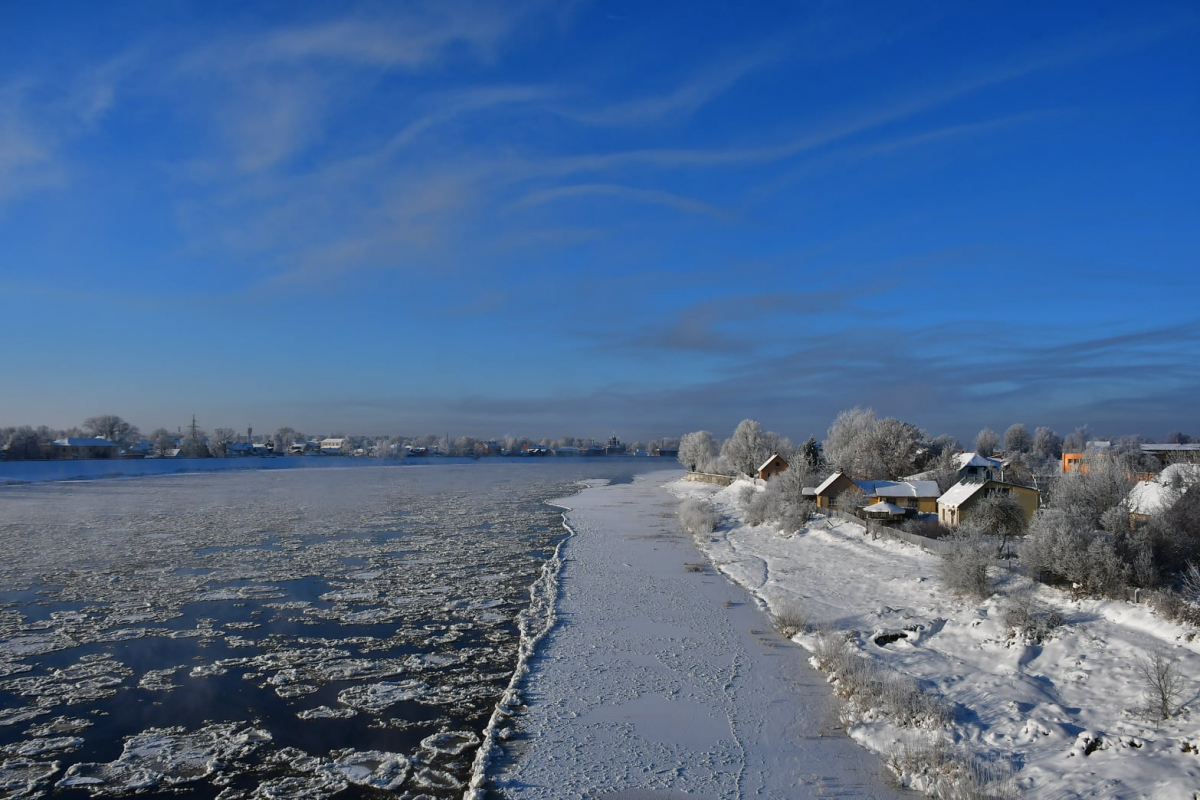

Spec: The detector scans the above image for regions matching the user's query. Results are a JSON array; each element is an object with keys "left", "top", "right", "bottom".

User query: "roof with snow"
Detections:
[
  {"left": 1126, "top": 464, "right": 1200, "bottom": 516},
  {"left": 52, "top": 437, "right": 119, "bottom": 448},
  {"left": 860, "top": 480, "right": 941, "bottom": 499},
  {"left": 757, "top": 454, "right": 787, "bottom": 473},
  {"left": 937, "top": 480, "right": 987, "bottom": 508},
  {"left": 864, "top": 501, "right": 907, "bottom": 515},
  {"left": 954, "top": 452, "right": 1001, "bottom": 470},
  {"left": 813, "top": 471, "right": 854, "bottom": 495}
]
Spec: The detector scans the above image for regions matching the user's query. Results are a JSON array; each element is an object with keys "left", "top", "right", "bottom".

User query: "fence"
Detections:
[
  {"left": 685, "top": 471, "right": 734, "bottom": 487},
  {"left": 821, "top": 508, "right": 954, "bottom": 555}
]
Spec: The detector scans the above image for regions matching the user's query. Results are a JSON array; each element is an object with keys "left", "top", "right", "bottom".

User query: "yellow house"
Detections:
[
  {"left": 807, "top": 471, "right": 940, "bottom": 513},
  {"left": 809, "top": 471, "right": 862, "bottom": 509},
  {"left": 938, "top": 480, "right": 1039, "bottom": 527}
]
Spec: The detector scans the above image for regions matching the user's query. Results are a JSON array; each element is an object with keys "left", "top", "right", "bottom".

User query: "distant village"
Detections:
[{"left": 0, "top": 415, "right": 680, "bottom": 462}]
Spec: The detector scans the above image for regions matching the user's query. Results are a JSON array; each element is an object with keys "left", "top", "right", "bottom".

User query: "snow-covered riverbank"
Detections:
[
  {"left": 671, "top": 477, "right": 1200, "bottom": 798},
  {"left": 490, "top": 473, "right": 902, "bottom": 798}
]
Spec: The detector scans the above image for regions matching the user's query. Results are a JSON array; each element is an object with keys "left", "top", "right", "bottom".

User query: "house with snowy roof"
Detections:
[
  {"left": 863, "top": 480, "right": 942, "bottom": 513},
  {"left": 807, "top": 470, "right": 860, "bottom": 509},
  {"left": 954, "top": 452, "right": 1002, "bottom": 483},
  {"left": 51, "top": 437, "right": 120, "bottom": 460},
  {"left": 1126, "top": 463, "right": 1200, "bottom": 521},
  {"left": 757, "top": 454, "right": 788, "bottom": 481},
  {"left": 805, "top": 470, "right": 941, "bottom": 514},
  {"left": 319, "top": 438, "right": 347, "bottom": 455},
  {"left": 937, "top": 480, "right": 1039, "bottom": 528},
  {"left": 1141, "top": 443, "right": 1200, "bottom": 466}
]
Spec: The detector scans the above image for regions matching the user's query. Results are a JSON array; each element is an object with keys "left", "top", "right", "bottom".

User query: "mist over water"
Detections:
[{"left": 0, "top": 460, "right": 677, "bottom": 798}]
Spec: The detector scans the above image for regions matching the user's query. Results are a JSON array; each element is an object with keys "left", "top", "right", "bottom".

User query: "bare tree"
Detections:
[
  {"left": 274, "top": 427, "right": 297, "bottom": 453},
  {"left": 209, "top": 428, "right": 237, "bottom": 457},
  {"left": 974, "top": 428, "right": 1000, "bottom": 456},
  {"left": 1136, "top": 650, "right": 1184, "bottom": 722},
  {"left": 83, "top": 415, "right": 140, "bottom": 446}
]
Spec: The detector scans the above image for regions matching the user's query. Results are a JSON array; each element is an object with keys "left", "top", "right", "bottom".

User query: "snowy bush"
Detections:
[
  {"left": 1020, "top": 509, "right": 1130, "bottom": 598},
  {"left": 1001, "top": 591, "right": 1064, "bottom": 645},
  {"left": 1145, "top": 588, "right": 1200, "bottom": 628},
  {"left": 769, "top": 602, "right": 809, "bottom": 639},
  {"left": 677, "top": 499, "right": 720, "bottom": 535},
  {"left": 938, "top": 527, "right": 993, "bottom": 601},
  {"left": 742, "top": 476, "right": 815, "bottom": 534},
  {"left": 887, "top": 738, "right": 1018, "bottom": 800},
  {"left": 810, "top": 629, "right": 949, "bottom": 730},
  {"left": 1181, "top": 561, "right": 1200, "bottom": 606}
]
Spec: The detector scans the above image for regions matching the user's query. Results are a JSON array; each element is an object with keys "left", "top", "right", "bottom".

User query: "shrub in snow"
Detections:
[
  {"left": 1001, "top": 592, "right": 1064, "bottom": 645},
  {"left": 769, "top": 602, "right": 809, "bottom": 639},
  {"left": 1021, "top": 510, "right": 1130, "bottom": 598},
  {"left": 810, "top": 628, "right": 949, "bottom": 730},
  {"left": 1181, "top": 561, "right": 1200, "bottom": 606},
  {"left": 742, "top": 475, "right": 815, "bottom": 534},
  {"left": 677, "top": 499, "right": 720, "bottom": 535},
  {"left": 938, "top": 526, "right": 993, "bottom": 601},
  {"left": 887, "top": 738, "right": 1018, "bottom": 800},
  {"left": 1136, "top": 649, "right": 1185, "bottom": 723}
]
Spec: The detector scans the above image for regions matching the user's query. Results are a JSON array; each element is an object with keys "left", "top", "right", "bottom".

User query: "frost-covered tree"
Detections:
[
  {"left": 1165, "top": 431, "right": 1192, "bottom": 445},
  {"left": 274, "top": 427, "right": 297, "bottom": 453},
  {"left": 1032, "top": 426, "right": 1062, "bottom": 462},
  {"left": 875, "top": 417, "right": 925, "bottom": 478},
  {"left": 930, "top": 446, "right": 961, "bottom": 494},
  {"left": 1004, "top": 423, "right": 1031, "bottom": 454},
  {"left": 970, "top": 493, "right": 1028, "bottom": 557},
  {"left": 1063, "top": 425, "right": 1091, "bottom": 453},
  {"left": 149, "top": 428, "right": 175, "bottom": 457},
  {"left": 209, "top": 427, "right": 237, "bottom": 458},
  {"left": 720, "top": 419, "right": 772, "bottom": 477},
  {"left": 83, "top": 415, "right": 140, "bottom": 446},
  {"left": 3, "top": 426, "right": 50, "bottom": 460},
  {"left": 928, "top": 433, "right": 962, "bottom": 457},
  {"left": 823, "top": 408, "right": 924, "bottom": 480},
  {"left": 974, "top": 428, "right": 1000, "bottom": 456},
  {"left": 678, "top": 430, "right": 717, "bottom": 473}
]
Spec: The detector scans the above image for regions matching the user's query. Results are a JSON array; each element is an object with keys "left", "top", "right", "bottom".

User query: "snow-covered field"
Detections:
[
  {"left": 491, "top": 474, "right": 903, "bottom": 798},
  {"left": 672, "top": 477, "right": 1200, "bottom": 798}
]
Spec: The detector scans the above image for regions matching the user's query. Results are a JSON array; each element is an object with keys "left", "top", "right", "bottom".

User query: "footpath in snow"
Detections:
[
  {"left": 490, "top": 473, "right": 902, "bottom": 799},
  {"left": 671, "top": 477, "right": 1200, "bottom": 799}
]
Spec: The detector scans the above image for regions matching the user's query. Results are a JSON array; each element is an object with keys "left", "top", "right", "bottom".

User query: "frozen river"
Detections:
[{"left": 0, "top": 460, "right": 675, "bottom": 798}]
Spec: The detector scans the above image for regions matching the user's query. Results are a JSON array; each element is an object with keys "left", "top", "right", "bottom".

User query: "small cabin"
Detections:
[{"left": 757, "top": 454, "right": 789, "bottom": 481}]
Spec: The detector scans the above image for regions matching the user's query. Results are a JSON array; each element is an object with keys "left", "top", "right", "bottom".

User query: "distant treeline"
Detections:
[{"left": 0, "top": 415, "right": 681, "bottom": 461}]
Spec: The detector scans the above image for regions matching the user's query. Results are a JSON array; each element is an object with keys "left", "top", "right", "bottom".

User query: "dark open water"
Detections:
[{"left": 0, "top": 459, "right": 678, "bottom": 799}]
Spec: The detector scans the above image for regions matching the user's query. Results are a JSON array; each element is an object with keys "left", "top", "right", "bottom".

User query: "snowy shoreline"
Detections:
[
  {"left": 488, "top": 473, "right": 901, "bottom": 798},
  {"left": 673, "top": 477, "right": 1200, "bottom": 798}
]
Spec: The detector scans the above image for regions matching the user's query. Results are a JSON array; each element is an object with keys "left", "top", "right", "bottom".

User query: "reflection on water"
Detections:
[{"left": 0, "top": 460, "right": 676, "bottom": 798}]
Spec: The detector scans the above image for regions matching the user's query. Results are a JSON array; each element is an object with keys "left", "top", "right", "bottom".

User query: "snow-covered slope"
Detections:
[{"left": 672, "top": 477, "right": 1200, "bottom": 798}]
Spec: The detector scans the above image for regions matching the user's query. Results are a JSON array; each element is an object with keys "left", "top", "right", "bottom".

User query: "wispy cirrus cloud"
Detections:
[
  {"left": 503, "top": 182, "right": 733, "bottom": 221},
  {"left": 564, "top": 48, "right": 782, "bottom": 127}
]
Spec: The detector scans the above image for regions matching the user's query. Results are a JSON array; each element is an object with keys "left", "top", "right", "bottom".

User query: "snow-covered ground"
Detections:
[
  {"left": 490, "top": 474, "right": 903, "bottom": 798},
  {"left": 671, "top": 477, "right": 1200, "bottom": 799}
]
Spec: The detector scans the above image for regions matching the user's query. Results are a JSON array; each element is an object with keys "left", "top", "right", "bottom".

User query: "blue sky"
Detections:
[{"left": 2, "top": 1, "right": 1197, "bottom": 443}]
